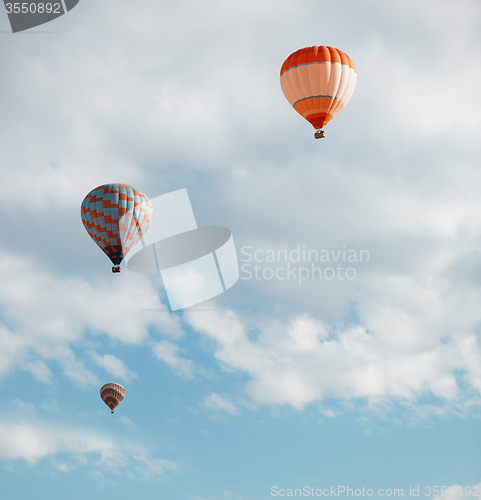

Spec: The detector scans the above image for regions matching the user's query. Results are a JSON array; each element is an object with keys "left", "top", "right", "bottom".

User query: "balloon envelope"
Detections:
[
  {"left": 100, "top": 382, "right": 125, "bottom": 413},
  {"left": 280, "top": 46, "right": 357, "bottom": 132},
  {"left": 81, "top": 184, "right": 153, "bottom": 267}
]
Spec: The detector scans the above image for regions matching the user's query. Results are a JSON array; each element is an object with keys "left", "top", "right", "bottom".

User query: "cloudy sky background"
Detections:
[{"left": 0, "top": 0, "right": 480, "bottom": 498}]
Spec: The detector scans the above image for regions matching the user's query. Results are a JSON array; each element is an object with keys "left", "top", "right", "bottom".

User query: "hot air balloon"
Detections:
[
  {"left": 280, "top": 46, "right": 357, "bottom": 138},
  {"left": 81, "top": 184, "right": 153, "bottom": 273},
  {"left": 100, "top": 382, "right": 125, "bottom": 414}
]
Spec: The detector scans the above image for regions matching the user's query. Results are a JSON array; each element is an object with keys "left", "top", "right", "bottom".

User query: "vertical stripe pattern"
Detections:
[
  {"left": 81, "top": 184, "right": 153, "bottom": 266},
  {"left": 280, "top": 46, "right": 357, "bottom": 131}
]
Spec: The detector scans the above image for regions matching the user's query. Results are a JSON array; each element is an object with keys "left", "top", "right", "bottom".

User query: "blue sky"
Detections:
[{"left": 0, "top": 0, "right": 480, "bottom": 499}]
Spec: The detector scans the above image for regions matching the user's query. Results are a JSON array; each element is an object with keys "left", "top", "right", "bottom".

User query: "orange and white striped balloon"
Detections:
[{"left": 280, "top": 46, "right": 357, "bottom": 136}]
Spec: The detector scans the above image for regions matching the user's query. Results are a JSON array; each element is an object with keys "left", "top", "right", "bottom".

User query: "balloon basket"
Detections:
[
  {"left": 315, "top": 130, "right": 325, "bottom": 139},
  {"left": 111, "top": 411, "right": 114, "bottom": 414},
  {"left": 112, "top": 266, "right": 121, "bottom": 273}
]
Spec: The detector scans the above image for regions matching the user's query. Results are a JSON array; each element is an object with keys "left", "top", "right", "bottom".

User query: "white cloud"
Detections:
[
  {"left": 0, "top": 419, "right": 110, "bottom": 465},
  {"left": 119, "top": 416, "right": 136, "bottom": 431},
  {"left": 0, "top": 251, "right": 178, "bottom": 344},
  {"left": 0, "top": 251, "right": 182, "bottom": 385},
  {"left": 201, "top": 393, "right": 239, "bottom": 415},
  {"left": 25, "top": 360, "right": 53, "bottom": 384},
  {"left": 53, "top": 462, "right": 70, "bottom": 472},
  {"left": 186, "top": 304, "right": 481, "bottom": 413},
  {"left": 91, "top": 353, "right": 137, "bottom": 383},
  {"left": 0, "top": 405, "right": 179, "bottom": 482},
  {"left": 0, "top": 327, "right": 28, "bottom": 378},
  {"left": 53, "top": 347, "right": 99, "bottom": 387},
  {"left": 152, "top": 340, "right": 196, "bottom": 379}
]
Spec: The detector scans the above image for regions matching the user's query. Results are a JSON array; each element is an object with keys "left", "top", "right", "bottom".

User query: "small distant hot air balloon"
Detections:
[
  {"left": 81, "top": 184, "right": 153, "bottom": 273},
  {"left": 100, "top": 383, "right": 125, "bottom": 414},
  {"left": 280, "top": 46, "right": 357, "bottom": 138}
]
